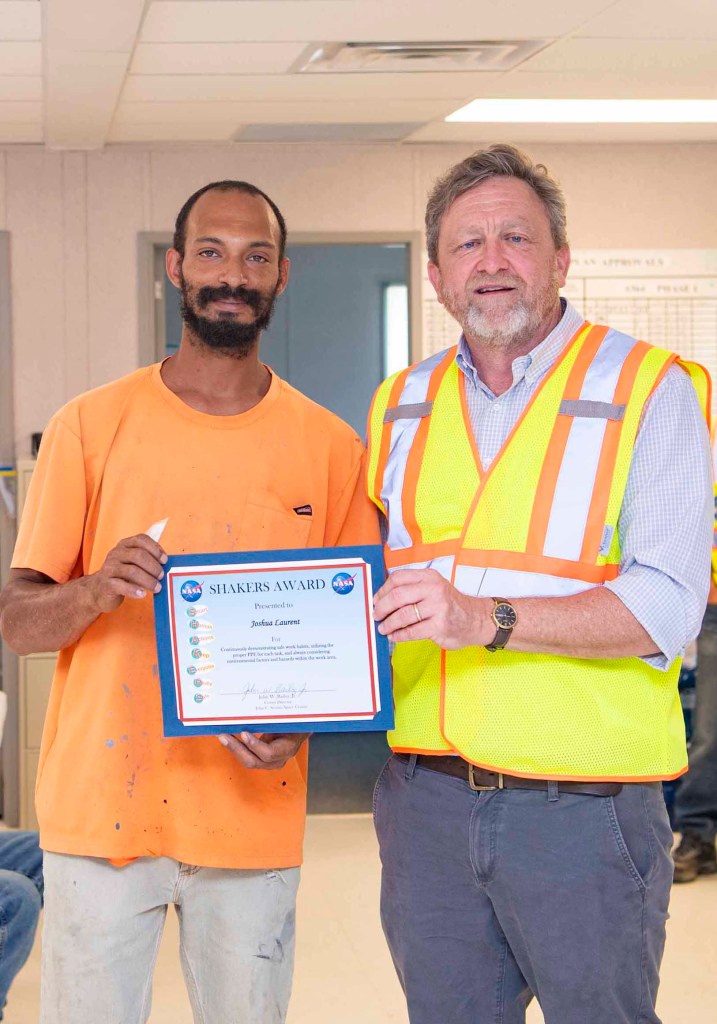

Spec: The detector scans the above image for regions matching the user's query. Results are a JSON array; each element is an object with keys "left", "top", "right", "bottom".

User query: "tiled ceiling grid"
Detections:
[{"left": 1, "top": 0, "right": 717, "bottom": 148}]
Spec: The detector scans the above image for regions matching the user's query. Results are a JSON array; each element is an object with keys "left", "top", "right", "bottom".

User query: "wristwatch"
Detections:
[{"left": 486, "top": 598, "right": 518, "bottom": 652}]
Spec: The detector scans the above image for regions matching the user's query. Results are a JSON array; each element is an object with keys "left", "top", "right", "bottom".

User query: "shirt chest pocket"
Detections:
[{"left": 237, "top": 500, "right": 313, "bottom": 552}]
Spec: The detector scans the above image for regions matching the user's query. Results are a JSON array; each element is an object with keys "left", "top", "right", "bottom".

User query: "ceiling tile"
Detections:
[
  {"left": 122, "top": 70, "right": 504, "bottom": 104},
  {"left": 0, "top": 100, "right": 41, "bottom": 123},
  {"left": 115, "top": 97, "right": 457, "bottom": 126},
  {"left": 140, "top": 0, "right": 609, "bottom": 43},
  {"left": 522, "top": 37, "right": 717, "bottom": 78},
  {"left": 108, "top": 121, "right": 237, "bottom": 142},
  {"left": 0, "top": 1, "right": 41, "bottom": 41},
  {"left": 114, "top": 101, "right": 246, "bottom": 125},
  {"left": 0, "top": 76, "right": 42, "bottom": 101},
  {"left": 0, "top": 122, "right": 42, "bottom": 143},
  {"left": 121, "top": 70, "right": 503, "bottom": 103},
  {"left": 575, "top": 0, "right": 717, "bottom": 39},
  {"left": 477, "top": 70, "right": 717, "bottom": 101},
  {"left": 46, "top": 0, "right": 147, "bottom": 53},
  {"left": 0, "top": 41, "right": 42, "bottom": 75},
  {"left": 130, "top": 42, "right": 308, "bottom": 75}
]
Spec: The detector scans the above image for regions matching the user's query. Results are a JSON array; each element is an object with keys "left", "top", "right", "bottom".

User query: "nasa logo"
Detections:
[
  {"left": 331, "top": 572, "right": 355, "bottom": 595},
  {"left": 180, "top": 580, "right": 203, "bottom": 603}
]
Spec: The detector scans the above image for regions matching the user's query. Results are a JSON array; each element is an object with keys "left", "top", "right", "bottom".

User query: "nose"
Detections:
[
  {"left": 217, "top": 258, "right": 248, "bottom": 288},
  {"left": 478, "top": 238, "right": 509, "bottom": 276}
]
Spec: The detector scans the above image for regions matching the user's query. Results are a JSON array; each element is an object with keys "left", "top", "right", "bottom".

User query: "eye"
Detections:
[
  {"left": 248, "top": 253, "right": 270, "bottom": 263},
  {"left": 507, "top": 234, "right": 526, "bottom": 244},
  {"left": 197, "top": 248, "right": 219, "bottom": 258}
]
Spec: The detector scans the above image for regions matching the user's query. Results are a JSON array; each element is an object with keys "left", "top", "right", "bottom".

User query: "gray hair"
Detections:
[{"left": 425, "top": 144, "right": 568, "bottom": 263}]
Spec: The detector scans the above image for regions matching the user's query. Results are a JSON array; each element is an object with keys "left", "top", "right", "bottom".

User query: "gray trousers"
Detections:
[
  {"left": 673, "top": 604, "right": 717, "bottom": 840},
  {"left": 374, "top": 754, "right": 674, "bottom": 1024}
]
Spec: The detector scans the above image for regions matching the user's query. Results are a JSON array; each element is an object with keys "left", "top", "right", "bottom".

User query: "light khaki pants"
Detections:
[{"left": 41, "top": 852, "right": 300, "bottom": 1024}]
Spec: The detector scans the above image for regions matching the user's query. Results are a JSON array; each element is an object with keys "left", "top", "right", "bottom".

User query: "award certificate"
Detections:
[{"left": 153, "top": 545, "right": 393, "bottom": 737}]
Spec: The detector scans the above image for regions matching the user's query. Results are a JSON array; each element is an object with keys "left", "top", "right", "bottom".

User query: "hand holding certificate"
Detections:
[{"left": 153, "top": 545, "right": 393, "bottom": 736}]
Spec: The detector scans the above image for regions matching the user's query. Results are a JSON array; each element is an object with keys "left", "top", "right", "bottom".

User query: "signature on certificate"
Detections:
[{"left": 238, "top": 683, "right": 309, "bottom": 700}]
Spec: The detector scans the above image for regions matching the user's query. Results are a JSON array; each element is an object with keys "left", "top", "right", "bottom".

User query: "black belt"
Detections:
[{"left": 395, "top": 754, "right": 623, "bottom": 797}]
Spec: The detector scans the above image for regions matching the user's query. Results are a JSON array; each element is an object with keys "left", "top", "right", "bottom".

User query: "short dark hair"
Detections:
[
  {"left": 173, "top": 180, "right": 288, "bottom": 261},
  {"left": 425, "top": 144, "right": 567, "bottom": 264}
]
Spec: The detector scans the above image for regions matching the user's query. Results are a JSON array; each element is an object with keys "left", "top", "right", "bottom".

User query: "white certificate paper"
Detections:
[{"left": 154, "top": 547, "right": 393, "bottom": 736}]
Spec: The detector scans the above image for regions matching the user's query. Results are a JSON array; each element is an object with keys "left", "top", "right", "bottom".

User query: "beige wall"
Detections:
[{"left": 2, "top": 140, "right": 717, "bottom": 455}]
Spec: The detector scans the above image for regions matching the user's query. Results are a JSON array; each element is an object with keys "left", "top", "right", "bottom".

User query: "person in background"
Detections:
[
  {"left": 368, "top": 144, "right": 712, "bottom": 1024},
  {"left": 0, "top": 695, "right": 43, "bottom": 1020},
  {"left": 0, "top": 830, "right": 43, "bottom": 1019},
  {"left": 0, "top": 180, "right": 378, "bottom": 1024},
  {"left": 671, "top": 441, "right": 717, "bottom": 881}
]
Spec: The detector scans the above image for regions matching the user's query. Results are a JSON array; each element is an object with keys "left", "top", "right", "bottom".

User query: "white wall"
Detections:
[{"left": 2, "top": 140, "right": 717, "bottom": 455}]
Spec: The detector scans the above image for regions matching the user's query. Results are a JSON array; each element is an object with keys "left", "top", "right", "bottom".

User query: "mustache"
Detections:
[
  {"left": 194, "top": 284, "right": 265, "bottom": 311},
  {"left": 469, "top": 276, "right": 521, "bottom": 291}
]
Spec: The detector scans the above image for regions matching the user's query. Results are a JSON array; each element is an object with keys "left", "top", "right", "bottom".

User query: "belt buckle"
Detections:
[{"left": 468, "top": 765, "right": 504, "bottom": 791}]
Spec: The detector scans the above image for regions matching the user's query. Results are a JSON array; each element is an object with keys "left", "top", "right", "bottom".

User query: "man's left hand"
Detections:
[
  {"left": 374, "top": 568, "right": 490, "bottom": 649},
  {"left": 217, "top": 732, "right": 309, "bottom": 769}
]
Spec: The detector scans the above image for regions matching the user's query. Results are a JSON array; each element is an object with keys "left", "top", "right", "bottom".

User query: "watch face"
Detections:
[{"left": 494, "top": 602, "right": 517, "bottom": 629}]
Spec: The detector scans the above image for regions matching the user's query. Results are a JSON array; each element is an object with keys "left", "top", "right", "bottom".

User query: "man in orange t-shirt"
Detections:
[{"left": 0, "top": 181, "right": 379, "bottom": 1023}]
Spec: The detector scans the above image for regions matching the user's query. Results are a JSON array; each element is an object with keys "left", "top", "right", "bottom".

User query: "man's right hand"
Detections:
[
  {"left": 86, "top": 534, "right": 168, "bottom": 613},
  {"left": 0, "top": 532, "right": 168, "bottom": 655}
]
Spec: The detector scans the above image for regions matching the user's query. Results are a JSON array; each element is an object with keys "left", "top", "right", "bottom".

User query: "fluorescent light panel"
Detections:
[{"left": 446, "top": 99, "right": 717, "bottom": 124}]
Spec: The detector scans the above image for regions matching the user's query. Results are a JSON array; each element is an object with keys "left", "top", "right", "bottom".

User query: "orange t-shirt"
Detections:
[{"left": 12, "top": 364, "right": 380, "bottom": 868}]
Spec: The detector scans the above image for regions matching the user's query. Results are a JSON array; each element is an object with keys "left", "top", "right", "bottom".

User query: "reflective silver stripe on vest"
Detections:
[
  {"left": 386, "top": 554, "right": 455, "bottom": 582},
  {"left": 543, "top": 329, "right": 637, "bottom": 563},
  {"left": 559, "top": 400, "right": 625, "bottom": 420},
  {"left": 453, "top": 563, "right": 595, "bottom": 599},
  {"left": 381, "top": 349, "right": 449, "bottom": 550},
  {"left": 384, "top": 401, "right": 434, "bottom": 423}
]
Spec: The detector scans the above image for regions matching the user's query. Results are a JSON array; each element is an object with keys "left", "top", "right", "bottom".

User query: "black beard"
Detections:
[{"left": 179, "top": 279, "right": 278, "bottom": 358}]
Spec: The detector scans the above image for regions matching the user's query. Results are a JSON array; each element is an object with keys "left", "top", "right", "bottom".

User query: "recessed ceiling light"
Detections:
[{"left": 446, "top": 99, "right": 717, "bottom": 124}]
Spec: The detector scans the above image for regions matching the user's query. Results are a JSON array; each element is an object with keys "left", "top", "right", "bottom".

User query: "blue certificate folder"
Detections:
[{"left": 153, "top": 545, "right": 394, "bottom": 737}]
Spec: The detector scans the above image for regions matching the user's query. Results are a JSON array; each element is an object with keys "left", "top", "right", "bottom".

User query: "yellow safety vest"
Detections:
[{"left": 367, "top": 322, "right": 711, "bottom": 781}]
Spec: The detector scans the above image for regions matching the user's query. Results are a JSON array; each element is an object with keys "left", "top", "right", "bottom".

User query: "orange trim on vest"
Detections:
[
  {"left": 579, "top": 340, "right": 658, "bottom": 562},
  {"left": 372, "top": 369, "right": 410, "bottom": 509},
  {"left": 384, "top": 540, "right": 620, "bottom": 583},
  {"left": 384, "top": 538, "right": 458, "bottom": 568},
  {"left": 525, "top": 323, "right": 606, "bottom": 555},
  {"left": 456, "top": 547, "right": 620, "bottom": 583},
  {"left": 400, "top": 348, "right": 456, "bottom": 547},
  {"left": 458, "top": 367, "right": 484, "bottom": 475}
]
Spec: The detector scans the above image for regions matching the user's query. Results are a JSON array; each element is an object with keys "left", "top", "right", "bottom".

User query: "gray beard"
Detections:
[{"left": 462, "top": 300, "right": 536, "bottom": 351}]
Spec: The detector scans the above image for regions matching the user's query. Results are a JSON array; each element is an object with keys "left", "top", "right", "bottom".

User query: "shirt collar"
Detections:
[{"left": 456, "top": 299, "right": 586, "bottom": 395}]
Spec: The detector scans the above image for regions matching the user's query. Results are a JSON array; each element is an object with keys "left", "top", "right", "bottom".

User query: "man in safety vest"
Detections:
[{"left": 368, "top": 144, "right": 713, "bottom": 1023}]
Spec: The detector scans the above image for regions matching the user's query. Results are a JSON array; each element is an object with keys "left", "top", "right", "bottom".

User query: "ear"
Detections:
[
  {"left": 427, "top": 261, "right": 445, "bottom": 306},
  {"left": 165, "top": 248, "right": 183, "bottom": 289},
  {"left": 555, "top": 245, "right": 571, "bottom": 289},
  {"left": 275, "top": 256, "right": 290, "bottom": 297}
]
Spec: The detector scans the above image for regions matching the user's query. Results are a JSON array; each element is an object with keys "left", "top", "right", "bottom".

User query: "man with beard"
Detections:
[
  {"left": 367, "top": 145, "right": 713, "bottom": 1022},
  {"left": 0, "top": 180, "right": 378, "bottom": 1023}
]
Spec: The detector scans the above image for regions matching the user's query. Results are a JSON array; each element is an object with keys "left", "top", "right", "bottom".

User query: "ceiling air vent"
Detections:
[{"left": 296, "top": 40, "right": 550, "bottom": 74}]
